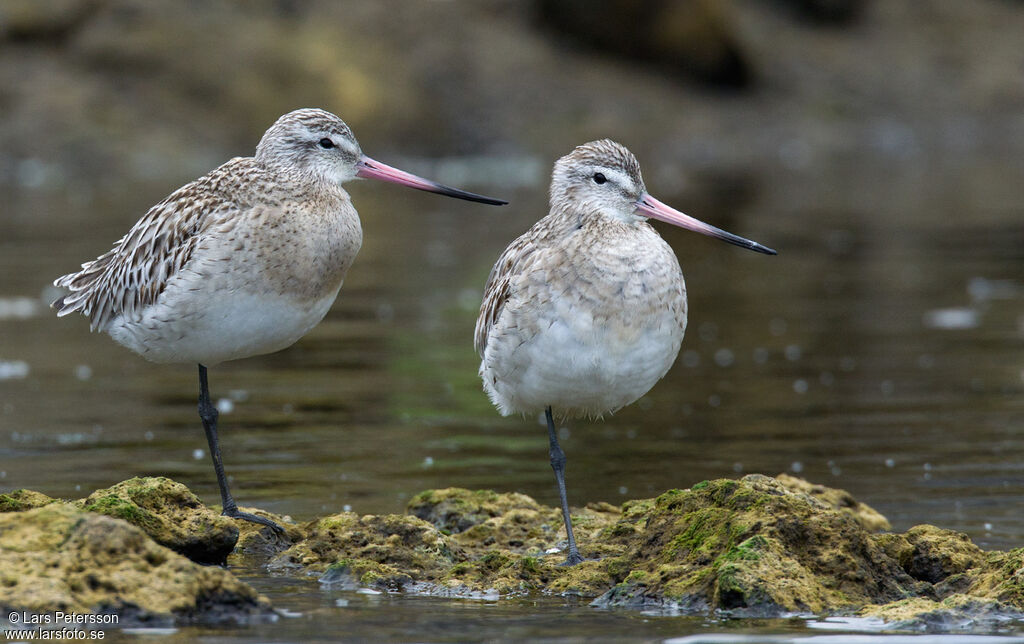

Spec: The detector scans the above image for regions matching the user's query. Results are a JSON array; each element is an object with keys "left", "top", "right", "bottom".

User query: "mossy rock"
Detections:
[
  {"left": 861, "top": 595, "right": 1024, "bottom": 633},
  {"left": 24, "top": 473, "right": 1024, "bottom": 627},
  {"left": 231, "top": 506, "right": 304, "bottom": 559},
  {"left": 76, "top": 477, "right": 238, "bottom": 564},
  {"left": 269, "top": 511, "right": 466, "bottom": 590},
  {"left": 276, "top": 475, "right": 913, "bottom": 611},
  {"left": 278, "top": 475, "right": 917, "bottom": 612},
  {"left": 0, "top": 503, "right": 271, "bottom": 625},
  {"left": 275, "top": 473, "right": 1024, "bottom": 622},
  {"left": 320, "top": 558, "right": 414, "bottom": 591},
  {"left": 0, "top": 489, "right": 58, "bottom": 513},
  {"left": 409, "top": 487, "right": 622, "bottom": 561},
  {"left": 408, "top": 487, "right": 547, "bottom": 535},
  {"left": 957, "top": 547, "right": 1024, "bottom": 606},
  {"left": 775, "top": 473, "right": 891, "bottom": 532},
  {"left": 875, "top": 524, "right": 985, "bottom": 586},
  {"left": 587, "top": 474, "right": 913, "bottom": 615}
]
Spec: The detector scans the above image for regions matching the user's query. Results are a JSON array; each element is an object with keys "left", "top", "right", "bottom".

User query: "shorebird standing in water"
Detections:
[
  {"left": 475, "top": 140, "right": 775, "bottom": 565},
  {"left": 54, "top": 108, "right": 506, "bottom": 532}
]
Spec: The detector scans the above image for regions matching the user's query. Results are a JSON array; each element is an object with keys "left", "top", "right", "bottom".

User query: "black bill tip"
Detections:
[{"left": 428, "top": 183, "right": 508, "bottom": 205}]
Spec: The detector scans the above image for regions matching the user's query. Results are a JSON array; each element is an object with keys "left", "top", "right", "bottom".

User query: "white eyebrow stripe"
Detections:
[{"left": 337, "top": 138, "right": 360, "bottom": 156}]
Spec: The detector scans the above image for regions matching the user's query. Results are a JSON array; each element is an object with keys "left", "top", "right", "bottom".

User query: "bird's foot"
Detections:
[
  {"left": 223, "top": 507, "right": 285, "bottom": 534},
  {"left": 557, "top": 550, "right": 585, "bottom": 567}
]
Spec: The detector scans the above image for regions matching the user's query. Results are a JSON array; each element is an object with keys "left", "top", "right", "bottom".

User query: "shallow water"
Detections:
[{"left": 2, "top": 153, "right": 1024, "bottom": 641}]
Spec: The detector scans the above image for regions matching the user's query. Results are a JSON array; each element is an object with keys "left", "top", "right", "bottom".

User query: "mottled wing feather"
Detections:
[
  {"left": 53, "top": 183, "right": 235, "bottom": 332},
  {"left": 474, "top": 233, "right": 535, "bottom": 358}
]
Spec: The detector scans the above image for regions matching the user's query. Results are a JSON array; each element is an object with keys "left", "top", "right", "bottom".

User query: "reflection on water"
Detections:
[{"left": 1, "top": 156, "right": 1023, "bottom": 639}]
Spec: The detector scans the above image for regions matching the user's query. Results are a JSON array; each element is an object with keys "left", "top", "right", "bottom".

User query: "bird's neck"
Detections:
[
  {"left": 547, "top": 200, "right": 644, "bottom": 233},
  {"left": 256, "top": 157, "right": 347, "bottom": 198}
]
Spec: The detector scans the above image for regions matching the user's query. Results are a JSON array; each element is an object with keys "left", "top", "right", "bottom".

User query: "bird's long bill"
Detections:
[
  {"left": 636, "top": 194, "right": 777, "bottom": 255},
  {"left": 356, "top": 155, "right": 507, "bottom": 205}
]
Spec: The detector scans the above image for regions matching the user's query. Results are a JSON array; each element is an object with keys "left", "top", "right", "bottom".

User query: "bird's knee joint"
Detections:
[{"left": 198, "top": 401, "right": 218, "bottom": 424}]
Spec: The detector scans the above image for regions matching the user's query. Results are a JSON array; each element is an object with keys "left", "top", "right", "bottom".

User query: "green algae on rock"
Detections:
[
  {"left": 76, "top": 477, "right": 238, "bottom": 564},
  {"left": 875, "top": 524, "right": 985, "bottom": 588},
  {"left": 961, "top": 546, "right": 1024, "bottom": 605},
  {"left": 8, "top": 474, "right": 1024, "bottom": 630},
  {"left": 587, "top": 474, "right": 912, "bottom": 615},
  {"left": 231, "top": 506, "right": 303, "bottom": 559},
  {"left": 0, "top": 503, "right": 272, "bottom": 626},
  {"left": 861, "top": 595, "right": 1024, "bottom": 633},
  {"left": 862, "top": 531, "right": 1024, "bottom": 631},
  {"left": 0, "top": 488, "right": 58, "bottom": 513},
  {"left": 272, "top": 473, "right": 1024, "bottom": 627},
  {"left": 409, "top": 487, "right": 547, "bottom": 535},
  {"left": 408, "top": 487, "right": 623, "bottom": 559},
  {"left": 775, "top": 473, "right": 891, "bottom": 532},
  {"left": 269, "top": 511, "right": 465, "bottom": 590},
  {"left": 268, "top": 488, "right": 626, "bottom": 596}
]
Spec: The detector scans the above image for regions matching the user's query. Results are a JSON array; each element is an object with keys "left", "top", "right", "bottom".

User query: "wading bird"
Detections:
[
  {"left": 475, "top": 140, "right": 774, "bottom": 565},
  {"left": 54, "top": 108, "right": 506, "bottom": 532}
]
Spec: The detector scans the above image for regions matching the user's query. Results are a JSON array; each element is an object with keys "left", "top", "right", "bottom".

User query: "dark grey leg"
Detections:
[
  {"left": 198, "top": 364, "right": 283, "bottom": 533},
  {"left": 546, "top": 406, "right": 583, "bottom": 566}
]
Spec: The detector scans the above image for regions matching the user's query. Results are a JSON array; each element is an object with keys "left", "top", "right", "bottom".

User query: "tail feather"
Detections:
[
  {"left": 54, "top": 269, "right": 78, "bottom": 289},
  {"left": 51, "top": 269, "right": 98, "bottom": 325}
]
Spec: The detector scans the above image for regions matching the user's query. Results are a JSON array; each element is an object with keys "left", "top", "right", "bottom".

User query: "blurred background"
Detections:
[{"left": 2, "top": 0, "right": 1023, "bottom": 554}]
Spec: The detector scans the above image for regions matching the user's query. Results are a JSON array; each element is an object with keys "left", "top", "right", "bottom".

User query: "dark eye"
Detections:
[
  {"left": 319, "top": 138, "right": 335, "bottom": 149},
  {"left": 593, "top": 172, "right": 607, "bottom": 185}
]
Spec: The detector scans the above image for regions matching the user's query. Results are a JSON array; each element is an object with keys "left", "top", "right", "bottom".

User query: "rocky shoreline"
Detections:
[{"left": 2, "top": 474, "right": 1023, "bottom": 632}]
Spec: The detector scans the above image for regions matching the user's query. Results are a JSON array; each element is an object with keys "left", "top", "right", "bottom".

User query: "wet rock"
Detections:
[
  {"left": 275, "top": 475, "right": 907, "bottom": 609},
  {"left": 13, "top": 474, "right": 1024, "bottom": 629},
  {"left": 956, "top": 547, "right": 1024, "bottom": 607},
  {"left": 861, "top": 595, "right": 1024, "bottom": 633},
  {"left": 876, "top": 524, "right": 985, "bottom": 586},
  {"left": 437, "top": 498, "right": 623, "bottom": 597},
  {"left": 409, "top": 488, "right": 625, "bottom": 557},
  {"left": 0, "top": 489, "right": 58, "bottom": 512},
  {"left": 409, "top": 487, "right": 546, "bottom": 535},
  {"left": 269, "top": 512, "right": 465, "bottom": 591},
  {"left": 0, "top": 503, "right": 272, "bottom": 626},
  {"left": 426, "top": 477, "right": 1024, "bottom": 626},
  {"left": 232, "top": 506, "right": 304, "bottom": 558},
  {"left": 268, "top": 473, "right": 1024, "bottom": 627},
  {"left": 587, "top": 474, "right": 912, "bottom": 615},
  {"left": 408, "top": 487, "right": 570, "bottom": 555},
  {"left": 267, "top": 487, "right": 628, "bottom": 596},
  {"left": 776, "top": 473, "right": 891, "bottom": 531},
  {"left": 76, "top": 477, "right": 238, "bottom": 564}
]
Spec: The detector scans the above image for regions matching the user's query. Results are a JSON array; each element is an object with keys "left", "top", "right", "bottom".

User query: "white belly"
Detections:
[
  {"left": 482, "top": 310, "right": 684, "bottom": 418},
  {"left": 107, "top": 283, "right": 342, "bottom": 365},
  {"left": 480, "top": 270, "right": 686, "bottom": 418}
]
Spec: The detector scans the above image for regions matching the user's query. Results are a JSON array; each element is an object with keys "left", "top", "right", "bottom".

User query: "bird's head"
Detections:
[
  {"left": 551, "top": 139, "right": 776, "bottom": 255},
  {"left": 256, "top": 108, "right": 507, "bottom": 205}
]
